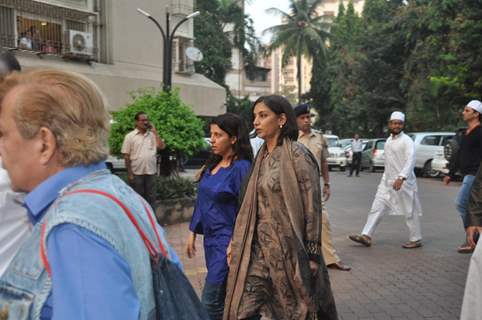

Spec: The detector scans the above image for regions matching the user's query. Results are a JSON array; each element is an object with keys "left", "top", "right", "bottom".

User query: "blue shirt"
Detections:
[
  {"left": 24, "top": 163, "right": 171, "bottom": 320},
  {"left": 189, "top": 160, "right": 250, "bottom": 284}
]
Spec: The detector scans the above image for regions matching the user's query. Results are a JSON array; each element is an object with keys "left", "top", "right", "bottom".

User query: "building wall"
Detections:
[
  {"left": 0, "top": 0, "right": 226, "bottom": 116},
  {"left": 316, "top": 0, "right": 364, "bottom": 18}
]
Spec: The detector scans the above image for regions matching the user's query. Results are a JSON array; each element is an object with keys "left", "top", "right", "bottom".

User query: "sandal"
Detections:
[
  {"left": 327, "top": 262, "right": 352, "bottom": 271},
  {"left": 457, "top": 243, "right": 474, "bottom": 254},
  {"left": 348, "top": 234, "right": 372, "bottom": 247},
  {"left": 402, "top": 240, "right": 422, "bottom": 249}
]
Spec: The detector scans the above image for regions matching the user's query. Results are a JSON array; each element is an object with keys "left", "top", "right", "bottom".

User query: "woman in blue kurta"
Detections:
[{"left": 187, "top": 113, "right": 253, "bottom": 320}]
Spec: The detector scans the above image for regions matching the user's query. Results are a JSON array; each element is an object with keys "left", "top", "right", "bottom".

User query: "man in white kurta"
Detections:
[{"left": 349, "top": 111, "right": 423, "bottom": 248}]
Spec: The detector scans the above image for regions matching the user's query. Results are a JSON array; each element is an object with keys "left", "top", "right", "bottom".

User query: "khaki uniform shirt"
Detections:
[
  {"left": 298, "top": 130, "right": 329, "bottom": 174},
  {"left": 121, "top": 128, "right": 157, "bottom": 175}
]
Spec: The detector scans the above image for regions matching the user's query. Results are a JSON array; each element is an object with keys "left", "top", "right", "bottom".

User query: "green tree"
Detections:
[
  {"left": 226, "top": 93, "right": 254, "bottom": 130},
  {"left": 265, "top": 0, "right": 330, "bottom": 103},
  {"left": 194, "top": 0, "right": 261, "bottom": 88},
  {"left": 310, "top": 1, "right": 363, "bottom": 133},
  {"left": 194, "top": 0, "right": 232, "bottom": 85},
  {"left": 109, "top": 89, "right": 205, "bottom": 158}
]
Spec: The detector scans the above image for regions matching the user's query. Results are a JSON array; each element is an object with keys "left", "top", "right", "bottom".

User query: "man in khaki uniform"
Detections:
[
  {"left": 122, "top": 111, "right": 165, "bottom": 208},
  {"left": 295, "top": 104, "right": 351, "bottom": 271}
]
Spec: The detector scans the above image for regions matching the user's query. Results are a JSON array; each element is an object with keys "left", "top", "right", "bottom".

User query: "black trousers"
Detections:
[
  {"left": 131, "top": 174, "right": 157, "bottom": 209},
  {"left": 350, "top": 152, "right": 362, "bottom": 176}
]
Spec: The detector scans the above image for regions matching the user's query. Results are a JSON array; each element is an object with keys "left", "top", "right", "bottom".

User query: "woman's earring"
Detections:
[{"left": 279, "top": 124, "right": 283, "bottom": 128}]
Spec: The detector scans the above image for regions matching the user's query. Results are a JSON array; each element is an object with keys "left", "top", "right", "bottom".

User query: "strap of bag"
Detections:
[{"left": 40, "top": 189, "right": 168, "bottom": 277}]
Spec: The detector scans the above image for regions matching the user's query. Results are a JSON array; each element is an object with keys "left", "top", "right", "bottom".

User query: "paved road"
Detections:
[{"left": 165, "top": 171, "right": 471, "bottom": 320}]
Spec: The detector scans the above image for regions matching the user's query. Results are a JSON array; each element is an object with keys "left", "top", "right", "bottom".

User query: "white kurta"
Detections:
[
  {"left": 461, "top": 241, "right": 482, "bottom": 320},
  {"left": 374, "top": 132, "right": 422, "bottom": 217},
  {"left": 0, "top": 162, "right": 31, "bottom": 276}
]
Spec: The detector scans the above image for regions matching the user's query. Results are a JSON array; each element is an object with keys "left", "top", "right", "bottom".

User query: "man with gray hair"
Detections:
[
  {"left": 0, "top": 69, "right": 181, "bottom": 319},
  {"left": 349, "top": 111, "right": 423, "bottom": 249}
]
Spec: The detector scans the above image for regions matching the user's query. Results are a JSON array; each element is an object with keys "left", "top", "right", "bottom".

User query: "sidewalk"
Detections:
[{"left": 163, "top": 172, "right": 470, "bottom": 320}]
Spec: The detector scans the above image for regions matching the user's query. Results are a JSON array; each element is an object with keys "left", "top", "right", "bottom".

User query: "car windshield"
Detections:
[
  {"left": 326, "top": 138, "right": 339, "bottom": 147},
  {"left": 375, "top": 141, "right": 385, "bottom": 150},
  {"left": 339, "top": 139, "right": 352, "bottom": 148}
]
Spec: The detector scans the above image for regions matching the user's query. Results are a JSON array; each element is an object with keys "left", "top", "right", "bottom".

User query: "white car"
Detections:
[
  {"left": 106, "top": 154, "right": 126, "bottom": 172},
  {"left": 324, "top": 134, "right": 347, "bottom": 171},
  {"left": 407, "top": 132, "right": 455, "bottom": 177},
  {"left": 431, "top": 150, "right": 449, "bottom": 175}
]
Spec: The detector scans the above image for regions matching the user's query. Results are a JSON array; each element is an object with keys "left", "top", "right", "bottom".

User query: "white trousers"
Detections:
[{"left": 361, "top": 195, "right": 422, "bottom": 242}]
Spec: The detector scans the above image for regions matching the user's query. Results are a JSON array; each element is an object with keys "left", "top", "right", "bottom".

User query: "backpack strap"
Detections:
[{"left": 40, "top": 189, "right": 168, "bottom": 277}]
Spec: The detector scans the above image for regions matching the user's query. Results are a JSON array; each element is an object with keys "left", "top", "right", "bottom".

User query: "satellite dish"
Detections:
[{"left": 185, "top": 47, "right": 203, "bottom": 62}]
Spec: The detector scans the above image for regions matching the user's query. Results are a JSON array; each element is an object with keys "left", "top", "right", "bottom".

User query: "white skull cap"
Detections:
[
  {"left": 467, "top": 100, "right": 482, "bottom": 114},
  {"left": 389, "top": 111, "right": 405, "bottom": 122}
]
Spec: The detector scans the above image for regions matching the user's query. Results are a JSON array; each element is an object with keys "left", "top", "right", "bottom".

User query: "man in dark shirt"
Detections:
[{"left": 444, "top": 100, "right": 482, "bottom": 253}]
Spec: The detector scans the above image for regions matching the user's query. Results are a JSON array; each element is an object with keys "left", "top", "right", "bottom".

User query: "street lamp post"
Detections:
[{"left": 137, "top": 7, "right": 200, "bottom": 92}]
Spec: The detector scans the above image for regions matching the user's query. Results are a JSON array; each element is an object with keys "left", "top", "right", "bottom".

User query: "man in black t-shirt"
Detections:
[{"left": 444, "top": 100, "right": 482, "bottom": 253}]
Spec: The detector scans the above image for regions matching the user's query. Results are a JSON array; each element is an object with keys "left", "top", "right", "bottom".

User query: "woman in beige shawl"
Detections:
[{"left": 224, "top": 95, "right": 338, "bottom": 320}]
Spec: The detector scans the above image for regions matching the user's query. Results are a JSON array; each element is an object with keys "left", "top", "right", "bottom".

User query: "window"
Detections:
[
  {"left": 173, "top": 37, "right": 194, "bottom": 74},
  {"left": 375, "top": 140, "right": 385, "bottom": 150},
  {"left": 0, "top": 1, "right": 98, "bottom": 60},
  {"left": 421, "top": 135, "right": 441, "bottom": 146},
  {"left": 441, "top": 135, "right": 454, "bottom": 146},
  {"left": 364, "top": 141, "right": 373, "bottom": 150},
  {"left": 17, "top": 16, "right": 62, "bottom": 54}
]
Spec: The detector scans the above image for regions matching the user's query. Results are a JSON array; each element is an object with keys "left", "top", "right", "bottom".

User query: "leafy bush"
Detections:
[
  {"left": 115, "top": 172, "right": 196, "bottom": 200},
  {"left": 156, "top": 176, "right": 196, "bottom": 200},
  {"left": 109, "top": 89, "right": 205, "bottom": 157}
]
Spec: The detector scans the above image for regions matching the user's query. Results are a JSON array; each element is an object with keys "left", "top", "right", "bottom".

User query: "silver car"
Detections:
[{"left": 361, "top": 139, "right": 386, "bottom": 172}]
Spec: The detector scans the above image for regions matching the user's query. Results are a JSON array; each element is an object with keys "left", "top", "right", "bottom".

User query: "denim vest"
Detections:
[{"left": 0, "top": 170, "right": 174, "bottom": 320}]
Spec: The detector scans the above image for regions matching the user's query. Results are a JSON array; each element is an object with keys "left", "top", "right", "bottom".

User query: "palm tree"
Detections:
[{"left": 265, "top": 0, "right": 330, "bottom": 103}]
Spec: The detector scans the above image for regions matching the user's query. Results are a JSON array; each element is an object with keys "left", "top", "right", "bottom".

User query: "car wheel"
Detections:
[
  {"left": 423, "top": 160, "right": 440, "bottom": 178},
  {"left": 106, "top": 162, "right": 114, "bottom": 173},
  {"left": 340, "top": 166, "right": 346, "bottom": 172}
]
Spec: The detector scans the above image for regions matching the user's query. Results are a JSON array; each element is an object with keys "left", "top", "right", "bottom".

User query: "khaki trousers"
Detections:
[{"left": 321, "top": 206, "right": 341, "bottom": 265}]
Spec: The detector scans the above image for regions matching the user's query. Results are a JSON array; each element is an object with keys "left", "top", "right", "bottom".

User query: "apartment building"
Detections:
[{"left": 0, "top": 0, "right": 226, "bottom": 116}]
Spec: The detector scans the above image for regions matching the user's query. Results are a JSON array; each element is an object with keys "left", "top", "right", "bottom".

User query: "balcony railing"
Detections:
[{"left": 0, "top": 0, "right": 98, "bottom": 61}]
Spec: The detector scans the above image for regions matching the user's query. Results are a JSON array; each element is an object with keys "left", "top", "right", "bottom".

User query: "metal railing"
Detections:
[{"left": 0, "top": 0, "right": 98, "bottom": 61}]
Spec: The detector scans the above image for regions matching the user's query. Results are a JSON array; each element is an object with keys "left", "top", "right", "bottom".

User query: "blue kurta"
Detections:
[{"left": 190, "top": 160, "right": 251, "bottom": 284}]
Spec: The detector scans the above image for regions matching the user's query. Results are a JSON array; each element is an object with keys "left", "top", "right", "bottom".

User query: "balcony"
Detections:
[{"left": 0, "top": 0, "right": 99, "bottom": 61}]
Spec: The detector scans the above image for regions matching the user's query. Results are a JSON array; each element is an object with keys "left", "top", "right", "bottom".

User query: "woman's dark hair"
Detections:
[
  {"left": 203, "top": 112, "right": 253, "bottom": 172},
  {"left": 0, "top": 51, "right": 21, "bottom": 73},
  {"left": 251, "top": 95, "right": 298, "bottom": 145}
]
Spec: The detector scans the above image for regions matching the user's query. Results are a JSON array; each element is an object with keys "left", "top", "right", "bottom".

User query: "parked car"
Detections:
[
  {"left": 431, "top": 150, "right": 449, "bottom": 175},
  {"left": 407, "top": 132, "right": 455, "bottom": 177},
  {"left": 324, "top": 134, "right": 347, "bottom": 171},
  {"left": 182, "top": 137, "right": 211, "bottom": 169},
  {"left": 344, "top": 140, "right": 368, "bottom": 165},
  {"left": 338, "top": 138, "right": 353, "bottom": 149},
  {"left": 106, "top": 154, "right": 126, "bottom": 172},
  {"left": 361, "top": 138, "right": 386, "bottom": 172}
]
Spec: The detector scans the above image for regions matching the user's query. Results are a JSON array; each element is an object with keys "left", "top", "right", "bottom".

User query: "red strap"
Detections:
[
  {"left": 40, "top": 222, "right": 52, "bottom": 277},
  {"left": 39, "top": 189, "right": 168, "bottom": 277},
  {"left": 141, "top": 201, "right": 168, "bottom": 257}
]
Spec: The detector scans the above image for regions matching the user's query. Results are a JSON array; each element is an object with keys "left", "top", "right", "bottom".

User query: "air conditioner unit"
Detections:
[{"left": 65, "top": 30, "right": 93, "bottom": 56}]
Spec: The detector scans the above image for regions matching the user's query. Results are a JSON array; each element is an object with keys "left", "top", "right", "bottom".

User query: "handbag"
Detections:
[{"left": 40, "top": 189, "right": 209, "bottom": 320}]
